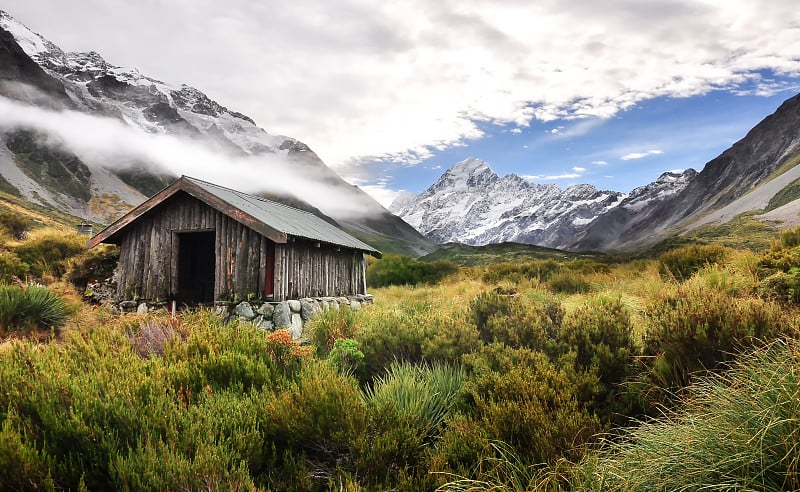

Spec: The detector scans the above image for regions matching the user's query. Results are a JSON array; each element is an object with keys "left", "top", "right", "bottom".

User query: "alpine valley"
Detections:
[
  {"left": 2, "top": 8, "right": 800, "bottom": 255},
  {"left": 0, "top": 10, "right": 435, "bottom": 256}
]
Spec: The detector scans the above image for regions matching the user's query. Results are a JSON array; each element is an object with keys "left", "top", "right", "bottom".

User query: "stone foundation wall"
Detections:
[{"left": 112, "top": 294, "right": 374, "bottom": 339}]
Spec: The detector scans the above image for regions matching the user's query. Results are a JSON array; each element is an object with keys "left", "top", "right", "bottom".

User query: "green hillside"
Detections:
[{"left": 420, "top": 241, "right": 614, "bottom": 266}]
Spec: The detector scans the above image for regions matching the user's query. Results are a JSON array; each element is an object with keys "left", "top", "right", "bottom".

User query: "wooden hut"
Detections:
[{"left": 87, "top": 176, "right": 381, "bottom": 303}]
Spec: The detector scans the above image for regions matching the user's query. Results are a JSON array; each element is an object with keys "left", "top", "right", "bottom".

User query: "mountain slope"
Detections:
[
  {"left": 572, "top": 93, "right": 800, "bottom": 251},
  {"left": 0, "top": 10, "right": 434, "bottom": 255}
]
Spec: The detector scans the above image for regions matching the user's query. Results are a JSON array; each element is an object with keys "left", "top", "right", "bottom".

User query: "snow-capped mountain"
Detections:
[
  {"left": 392, "top": 158, "right": 642, "bottom": 249},
  {"left": 0, "top": 10, "right": 435, "bottom": 256},
  {"left": 393, "top": 89, "right": 800, "bottom": 253}
]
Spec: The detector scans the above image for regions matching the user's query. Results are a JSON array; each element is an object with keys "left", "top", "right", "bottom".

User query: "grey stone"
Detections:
[
  {"left": 234, "top": 302, "right": 255, "bottom": 320},
  {"left": 255, "top": 316, "right": 274, "bottom": 331},
  {"left": 257, "top": 303, "right": 275, "bottom": 317},
  {"left": 287, "top": 299, "right": 302, "bottom": 312},
  {"left": 330, "top": 300, "right": 340, "bottom": 311},
  {"left": 273, "top": 302, "right": 291, "bottom": 327},
  {"left": 119, "top": 300, "right": 137, "bottom": 309},
  {"left": 336, "top": 296, "right": 349, "bottom": 305},
  {"left": 136, "top": 303, "right": 148, "bottom": 314},
  {"left": 349, "top": 300, "right": 361, "bottom": 311},
  {"left": 300, "top": 300, "right": 315, "bottom": 320},
  {"left": 213, "top": 305, "right": 228, "bottom": 317},
  {"left": 289, "top": 313, "right": 303, "bottom": 339}
]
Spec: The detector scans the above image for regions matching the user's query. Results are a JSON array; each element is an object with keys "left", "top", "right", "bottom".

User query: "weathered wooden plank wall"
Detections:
[
  {"left": 273, "top": 242, "right": 367, "bottom": 299},
  {"left": 115, "top": 191, "right": 368, "bottom": 302}
]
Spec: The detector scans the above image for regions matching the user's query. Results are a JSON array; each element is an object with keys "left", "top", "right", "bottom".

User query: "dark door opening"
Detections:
[{"left": 176, "top": 231, "right": 215, "bottom": 303}]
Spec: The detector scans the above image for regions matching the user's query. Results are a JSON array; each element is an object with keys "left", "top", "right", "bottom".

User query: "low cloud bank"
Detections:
[{"left": 0, "top": 95, "right": 380, "bottom": 219}]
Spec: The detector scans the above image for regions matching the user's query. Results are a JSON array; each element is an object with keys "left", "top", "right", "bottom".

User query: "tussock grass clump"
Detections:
[
  {"left": 586, "top": 338, "right": 800, "bottom": 490},
  {"left": 363, "top": 360, "right": 465, "bottom": 441},
  {"left": 0, "top": 284, "right": 70, "bottom": 336}
]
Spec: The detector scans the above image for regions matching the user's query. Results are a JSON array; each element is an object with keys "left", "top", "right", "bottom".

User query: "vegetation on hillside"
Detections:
[{"left": 1, "top": 216, "right": 800, "bottom": 489}]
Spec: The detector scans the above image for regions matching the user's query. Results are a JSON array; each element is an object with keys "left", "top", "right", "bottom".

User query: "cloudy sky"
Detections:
[{"left": 4, "top": 0, "right": 800, "bottom": 206}]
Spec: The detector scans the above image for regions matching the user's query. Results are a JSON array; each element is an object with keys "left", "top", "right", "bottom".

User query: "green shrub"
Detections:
[
  {"left": 14, "top": 232, "right": 85, "bottom": 279},
  {"left": 644, "top": 286, "right": 792, "bottom": 391},
  {"left": 462, "top": 344, "right": 602, "bottom": 465},
  {"left": 658, "top": 244, "right": 728, "bottom": 281},
  {"left": 0, "top": 284, "right": 70, "bottom": 336},
  {"left": 758, "top": 269, "right": 800, "bottom": 304},
  {"left": 547, "top": 269, "right": 592, "bottom": 294},
  {"left": 557, "top": 296, "right": 637, "bottom": 387},
  {"left": 0, "top": 212, "right": 32, "bottom": 240},
  {"left": 470, "top": 290, "right": 563, "bottom": 351},
  {"left": 260, "top": 361, "right": 367, "bottom": 488},
  {"left": 329, "top": 338, "right": 366, "bottom": 379},
  {"left": 0, "top": 252, "right": 29, "bottom": 283},
  {"left": 481, "top": 260, "right": 560, "bottom": 284},
  {"left": 308, "top": 306, "right": 358, "bottom": 356},
  {"left": 366, "top": 254, "right": 458, "bottom": 287},
  {"left": 67, "top": 244, "right": 119, "bottom": 288},
  {"left": 470, "top": 290, "right": 514, "bottom": 340}
]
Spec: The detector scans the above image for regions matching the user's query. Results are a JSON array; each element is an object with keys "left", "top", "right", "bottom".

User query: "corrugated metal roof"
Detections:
[{"left": 184, "top": 176, "right": 380, "bottom": 254}]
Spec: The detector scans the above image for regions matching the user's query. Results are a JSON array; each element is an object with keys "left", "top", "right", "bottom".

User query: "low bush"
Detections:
[
  {"left": 67, "top": 244, "right": 119, "bottom": 289},
  {"left": 0, "top": 252, "right": 28, "bottom": 283},
  {"left": 758, "top": 269, "right": 800, "bottom": 304},
  {"left": 308, "top": 306, "right": 358, "bottom": 356},
  {"left": 547, "top": 269, "right": 592, "bottom": 294},
  {"left": 328, "top": 338, "right": 366, "bottom": 379},
  {"left": 644, "top": 286, "right": 792, "bottom": 392},
  {"left": 0, "top": 211, "right": 32, "bottom": 240},
  {"left": 0, "top": 284, "right": 70, "bottom": 336},
  {"left": 366, "top": 254, "right": 458, "bottom": 287},
  {"left": 462, "top": 344, "right": 602, "bottom": 465},
  {"left": 14, "top": 230, "right": 85, "bottom": 279},
  {"left": 658, "top": 244, "right": 728, "bottom": 281},
  {"left": 557, "top": 296, "right": 637, "bottom": 386}
]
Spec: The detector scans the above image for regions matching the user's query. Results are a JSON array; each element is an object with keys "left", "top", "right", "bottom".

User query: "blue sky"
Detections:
[
  {"left": 5, "top": 1, "right": 800, "bottom": 208},
  {"left": 375, "top": 79, "right": 800, "bottom": 198}
]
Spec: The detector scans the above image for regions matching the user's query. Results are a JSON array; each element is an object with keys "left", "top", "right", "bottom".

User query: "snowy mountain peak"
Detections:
[
  {"left": 0, "top": 10, "right": 62, "bottom": 60},
  {"left": 393, "top": 159, "right": 627, "bottom": 248},
  {"left": 448, "top": 157, "right": 491, "bottom": 175}
]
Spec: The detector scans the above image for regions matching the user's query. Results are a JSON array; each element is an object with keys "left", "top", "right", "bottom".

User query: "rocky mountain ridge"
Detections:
[{"left": 391, "top": 157, "right": 696, "bottom": 249}]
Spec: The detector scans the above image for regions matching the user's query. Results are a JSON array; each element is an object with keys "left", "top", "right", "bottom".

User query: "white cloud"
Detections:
[
  {"left": 526, "top": 172, "right": 582, "bottom": 181},
  {"left": 4, "top": 0, "right": 800, "bottom": 169},
  {"left": 572, "top": 166, "right": 587, "bottom": 172},
  {"left": 358, "top": 184, "right": 404, "bottom": 208},
  {"left": 592, "top": 160, "right": 608, "bottom": 166},
  {"left": 0, "top": 95, "right": 380, "bottom": 218},
  {"left": 621, "top": 149, "right": 664, "bottom": 160},
  {"left": 510, "top": 128, "right": 522, "bottom": 134}
]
